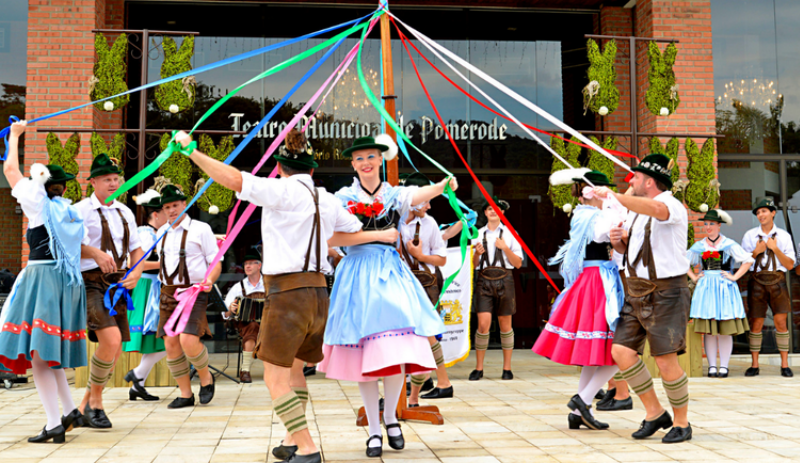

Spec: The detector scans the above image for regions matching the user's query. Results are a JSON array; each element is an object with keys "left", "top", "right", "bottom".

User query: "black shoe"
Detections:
[
  {"left": 421, "top": 386, "right": 454, "bottom": 399},
  {"left": 566, "top": 395, "right": 608, "bottom": 430},
  {"left": 708, "top": 366, "right": 718, "bottom": 378},
  {"left": 597, "top": 388, "right": 616, "bottom": 408},
  {"left": 662, "top": 424, "right": 692, "bottom": 443},
  {"left": 199, "top": 375, "right": 215, "bottom": 405},
  {"left": 408, "top": 403, "right": 419, "bottom": 408},
  {"left": 468, "top": 369, "right": 483, "bottom": 381},
  {"left": 83, "top": 404, "right": 112, "bottom": 429},
  {"left": 28, "top": 425, "right": 66, "bottom": 443},
  {"left": 594, "top": 389, "right": 606, "bottom": 400},
  {"left": 168, "top": 395, "right": 195, "bottom": 409},
  {"left": 782, "top": 367, "right": 794, "bottom": 377},
  {"left": 745, "top": 367, "right": 760, "bottom": 377},
  {"left": 384, "top": 422, "right": 404, "bottom": 450},
  {"left": 568, "top": 413, "right": 604, "bottom": 430},
  {"left": 61, "top": 408, "right": 84, "bottom": 432},
  {"left": 129, "top": 387, "right": 160, "bottom": 401},
  {"left": 501, "top": 370, "right": 514, "bottom": 380},
  {"left": 272, "top": 442, "right": 298, "bottom": 460},
  {"left": 366, "top": 435, "right": 382, "bottom": 458},
  {"left": 718, "top": 367, "right": 729, "bottom": 378},
  {"left": 632, "top": 411, "right": 673, "bottom": 439},
  {"left": 277, "top": 451, "right": 322, "bottom": 463},
  {"left": 596, "top": 397, "right": 633, "bottom": 411},
  {"left": 379, "top": 397, "right": 384, "bottom": 412},
  {"left": 421, "top": 378, "right": 435, "bottom": 392},
  {"left": 303, "top": 366, "right": 316, "bottom": 377}
]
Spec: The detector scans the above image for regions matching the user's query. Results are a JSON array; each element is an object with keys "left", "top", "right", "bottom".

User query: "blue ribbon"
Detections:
[
  {"left": 0, "top": 11, "right": 377, "bottom": 160},
  {"left": 103, "top": 282, "right": 134, "bottom": 317}
]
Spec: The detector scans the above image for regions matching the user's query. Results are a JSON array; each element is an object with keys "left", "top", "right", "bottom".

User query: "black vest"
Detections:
[
  {"left": 584, "top": 241, "right": 611, "bottom": 261},
  {"left": 27, "top": 225, "right": 53, "bottom": 261}
]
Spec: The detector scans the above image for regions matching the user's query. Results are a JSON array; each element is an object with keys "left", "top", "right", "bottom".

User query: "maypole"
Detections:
[{"left": 379, "top": 12, "right": 399, "bottom": 186}]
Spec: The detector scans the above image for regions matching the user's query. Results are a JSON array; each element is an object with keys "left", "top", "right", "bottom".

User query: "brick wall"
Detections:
[
  {"left": 719, "top": 189, "right": 751, "bottom": 211},
  {"left": 0, "top": 190, "right": 22, "bottom": 272}
]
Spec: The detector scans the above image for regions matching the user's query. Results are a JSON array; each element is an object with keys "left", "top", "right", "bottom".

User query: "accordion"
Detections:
[{"left": 233, "top": 297, "right": 265, "bottom": 323}]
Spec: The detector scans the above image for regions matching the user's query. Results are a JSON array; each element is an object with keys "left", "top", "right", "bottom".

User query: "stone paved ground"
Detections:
[{"left": 1, "top": 350, "right": 800, "bottom": 463}]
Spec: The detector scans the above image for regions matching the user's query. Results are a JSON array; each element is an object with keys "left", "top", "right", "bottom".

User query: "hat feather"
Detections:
[
  {"left": 135, "top": 189, "right": 161, "bottom": 205},
  {"left": 549, "top": 168, "right": 590, "bottom": 186},
  {"left": 374, "top": 133, "right": 399, "bottom": 161},
  {"left": 717, "top": 209, "right": 733, "bottom": 225},
  {"left": 31, "top": 163, "right": 51, "bottom": 186}
]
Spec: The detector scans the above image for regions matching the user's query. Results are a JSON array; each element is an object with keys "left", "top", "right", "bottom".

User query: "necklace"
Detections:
[
  {"left": 708, "top": 235, "right": 721, "bottom": 244},
  {"left": 360, "top": 181, "right": 382, "bottom": 197}
]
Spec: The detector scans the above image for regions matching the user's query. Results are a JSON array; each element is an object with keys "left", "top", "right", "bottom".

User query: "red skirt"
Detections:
[{"left": 532, "top": 267, "right": 615, "bottom": 366}]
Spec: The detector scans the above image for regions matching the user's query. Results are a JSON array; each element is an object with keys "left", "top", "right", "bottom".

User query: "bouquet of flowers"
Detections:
[
  {"left": 346, "top": 201, "right": 385, "bottom": 220},
  {"left": 701, "top": 250, "right": 721, "bottom": 261}
]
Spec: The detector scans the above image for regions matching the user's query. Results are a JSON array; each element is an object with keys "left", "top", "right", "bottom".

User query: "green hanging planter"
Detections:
[
  {"left": 195, "top": 134, "right": 235, "bottom": 215},
  {"left": 584, "top": 39, "right": 620, "bottom": 116},
  {"left": 155, "top": 36, "right": 196, "bottom": 114},
  {"left": 688, "top": 222, "right": 695, "bottom": 250},
  {"left": 158, "top": 133, "right": 194, "bottom": 198},
  {"left": 548, "top": 136, "right": 582, "bottom": 214},
  {"left": 46, "top": 132, "right": 82, "bottom": 204},
  {"left": 587, "top": 136, "right": 619, "bottom": 192},
  {"left": 649, "top": 137, "right": 684, "bottom": 202},
  {"left": 646, "top": 42, "right": 680, "bottom": 117},
  {"left": 685, "top": 138, "right": 719, "bottom": 213},
  {"left": 86, "top": 132, "right": 127, "bottom": 202},
  {"left": 90, "top": 33, "right": 129, "bottom": 112}
]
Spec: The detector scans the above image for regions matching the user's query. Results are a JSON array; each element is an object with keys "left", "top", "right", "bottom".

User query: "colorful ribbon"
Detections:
[{"left": 103, "top": 283, "right": 134, "bottom": 317}]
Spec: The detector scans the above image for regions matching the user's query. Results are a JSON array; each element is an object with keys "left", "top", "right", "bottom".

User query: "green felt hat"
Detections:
[
  {"left": 701, "top": 209, "right": 732, "bottom": 225},
  {"left": 87, "top": 153, "right": 122, "bottom": 179},
  {"left": 160, "top": 184, "right": 187, "bottom": 204},
  {"left": 242, "top": 250, "right": 262, "bottom": 263},
  {"left": 274, "top": 132, "right": 318, "bottom": 170},
  {"left": 752, "top": 198, "right": 777, "bottom": 215},
  {"left": 400, "top": 172, "right": 431, "bottom": 187},
  {"left": 632, "top": 153, "right": 673, "bottom": 189},
  {"left": 574, "top": 170, "right": 614, "bottom": 187},
  {"left": 482, "top": 196, "right": 510, "bottom": 212},
  {"left": 44, "top": 164, "right": 75, "bottom": 184},
  {"left": 341, "top": 136, "right": 389, "bottom": 159}
]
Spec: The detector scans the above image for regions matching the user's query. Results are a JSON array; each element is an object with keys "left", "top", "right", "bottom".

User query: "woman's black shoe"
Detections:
[
  {"left": 303, "top": 365, "right": 316, "bottom": 377},
  {"left": 597, "top": 388, "right": 616, "bottom": 408},
  {"left": 468, "top": 369, "right": 483, "bottom": 381},
  {"left": 199, "top": 375, "right": 215, "bottom": 404},
  {"left": 366, "top": 435, "right": 382, "bottom": 457},
  {"left": 596, "top": 397, "right": 633, "bottom": 411},
  {"left": 168, "top": 395, "right": 195, "bottom": 409},
  {"left": 632, "top": 411, "right": 673, "bottom": 439},
  {"left": 384, "top": 423, "right": 404, "bottom": 450},
  {"left": 28, "top": 425, "right": 66, "bottom": 443},
  {"left": 129, "top": 387, "right": 159, "bottom": 401},
  {"left": 421, "top": 386, "right": 453, "bottom": 399},
  {"left": 662, "top": 424, "right": 692, "bottom": 443},
  {"left": 718, "top": 367, "right": 729, "bottom": 378},
  {"left": 408, "top": 403, "right": 419, "bottom": 408},
  {"left": 594, "top": 389, "right": 606, "bottom": 400},
  {"left": 83, "top": 404, "right": 112, "bottom": 429},
  {"left": 61, "top": 408, "right": 84, "bottom": 432},
  {"left": 708, "top": 366, "right": 718, "bottom": 378},
  {"left": 501, "top": 370, "right": 514, "bottom": 380},
  {"left": 272, "top": 441, "right": 298, "bottom": 460},
  {"left": 568, "top": 413, "right": 601, "bottom": 430},
  {"left": 566, "top": 394, "right": 608, "bottom": 430}
]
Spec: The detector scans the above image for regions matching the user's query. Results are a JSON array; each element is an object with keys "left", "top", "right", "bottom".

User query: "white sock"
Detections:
[
  {"left": 704, "top": 334, "right": 718, "bottom": 369},
  {"left": 31, "top": 354, "right": 63, "bottom": 431},
  {"left": 381, "top": 371, "right": 405, "bottom": 437},
  {"left": 133, "top": 351, "right": 167, "bottom": 387},
  {"left": 718, "top": 335, "right": 733, "bottom": 369},
  {"left": 241, "top": 351, "right": 254, "bottom": 372},
  {"left": 358, "top": 381, "right": 383, "bottom": 447},
  {"left": 52, "top": 368, "right": 76, "bottom": 416},
  {"left": 578, "top": 365, "right": 619, "bottom": 413}
]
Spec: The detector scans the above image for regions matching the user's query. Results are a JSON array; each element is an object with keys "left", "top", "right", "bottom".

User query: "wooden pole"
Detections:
[{"left": 379, "top": 13, "right": 399, "bottom": 187}]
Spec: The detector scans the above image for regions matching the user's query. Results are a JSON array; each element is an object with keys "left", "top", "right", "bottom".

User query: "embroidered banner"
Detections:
[{"left": 438, "top": 246, "right": 473, "bottom": 367}]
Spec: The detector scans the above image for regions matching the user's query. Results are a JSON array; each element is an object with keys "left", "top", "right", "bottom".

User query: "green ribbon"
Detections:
[
  {"left": 106, "top": 17, "right": 376, "bottom": 204},
  {"left": 437, "top": 180, "right": 479, "bottom": 307}
]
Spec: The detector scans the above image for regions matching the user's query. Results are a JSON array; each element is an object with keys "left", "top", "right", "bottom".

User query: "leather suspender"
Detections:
[
  {"left": 98, "top": 208, "right": 130, "bottom": 269},
  {"left": 159, "top": 228, "right": 190, "bottom": 285},
  {"left": 299, "top": 183, "right": 322, "bottom": 273},
  {"left": 479, "top": 228, "right": 507, "bottom": 270},
  {"left": 624, "top": 214, "right": 658, "bottom": 280},
  {"left": 755, "top": 234, "right": 779, "bottom": 272}
]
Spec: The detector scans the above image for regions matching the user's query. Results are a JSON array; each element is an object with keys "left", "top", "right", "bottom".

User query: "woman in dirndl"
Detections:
[
  {"left": 0, "top": 121, "right": 87, "bottom": 443},
  {"left": 317, "top": 136, "right": 450, "bottom": 458},
  {"left": 122, "top": 189, "right": 168, "bottom": 400},
  {"left": 687, "top": 209, "right": 752, "bottom": 379},
  {"left": 532, "top": 169, "right": 625, "bottom": 431}
]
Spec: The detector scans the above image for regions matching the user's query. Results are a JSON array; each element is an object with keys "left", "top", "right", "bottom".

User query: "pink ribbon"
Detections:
[
  {"left": 163, "top": 19, "right": 378, "bottom": 337},
  {"left": 583, "top": 186, "right": 628, "bottom": 225}
]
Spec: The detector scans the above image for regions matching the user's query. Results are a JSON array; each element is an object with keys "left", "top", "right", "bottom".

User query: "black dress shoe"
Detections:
[
  {"left": 366, "top": 435, "right": 382, "bottom": 457},
  {"left": 566, "top": 395, "right": 608, "bottom": 430},
  {"left": 277, "top": 451, "right": 322, "bottom": 463},
  {"left": 272, "top": 441, "right": 298, "bottom": 460},
  {"left": 303, "top": 365, "right": 316, "bottom": 377},
  {"left": 168, "top": 395, "right": 195, "bottom": 409},
  {"left": 782, "top": 367, "right": 794, "bottom": 377},
  {"left": 126, "top": 370, "right": 160, "bottom": 401},
  {"left": 632, "top": 411, "right": 673, "bottom": 439},
  {"left": 568, "top": 413, "right": 604, "bottom": 430},
  {"left": 594, "top": 389, "right": 606, "bottom": 400},
  {"left": 384, "top": 422, "right": 404, "bottom": 450},
  {"left": 662, "top": 424, "right": 692, "bottom": 443},
  {"left": 745, "top": 367, "right": 760, "bottom": 377},
  {"left": 199, "top": 375, "right": 215, "bottom": 405},
  {"left": 28, "top": 425, "right": 65, "bottom": 443},
  {"left": 718, "top": 367, "right": 729, "bottom": 378},
  {"left": 501, "top": 370, "right": 514, "bottom": 380},
  {"left": 708, "top": 366, "right": 718, "bottom": 378},
  {"left": 421, "top": 378, "right": 435, "bottom": 392},
  {"left": 597, "top": 388, "right": 616, "bottom": 408},
  {"left": 421, "top": 386, "right": 454, "bottom": 399},
  {"left": 61, "top": 408, "right": 84, "bottom": 432},
  {"left": 468, "top": 369, "right": 483, "bottom": 381},
  {"left": 83, "top": 404, "right": 112, "bottom": 429},
  {"left": 596, "top": 397, "right": 633, "bottom": 411}
]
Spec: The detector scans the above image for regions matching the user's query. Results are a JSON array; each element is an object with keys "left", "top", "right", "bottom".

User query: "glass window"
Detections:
[{"left": 0, "top": 0, "right": 27, "bottom": 186}]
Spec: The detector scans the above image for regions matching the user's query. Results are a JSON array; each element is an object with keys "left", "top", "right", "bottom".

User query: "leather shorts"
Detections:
[
  {"left": 83, "top": 269, "right": 130, "bottom": 343},
  {"left": 473, "top": 271, "right": 516, "bottom": 316},
  {"left": 158, "top": 284, "right": 211, "bottom": 338},
  {"left": 747, "top": 273, "right": 790, "bottom": 319}
]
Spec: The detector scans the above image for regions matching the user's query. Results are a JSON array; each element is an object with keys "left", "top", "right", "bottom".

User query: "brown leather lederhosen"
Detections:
[
  {"left": 157, "top": 227, "right": 211, "bottom": 338},
  {"left": 399, "top": 221, "right": 444, "bottom": 310},
  {"left": 474, "top": 228, "right": 516, "bottom": 316},
  {"left": 234, "top": 280, "right": 265, "bottom": 344},
  {"left": 612, "top": 214, "right": 691, "bottom": 356},
  {"left": 84, "top": 208, "right": 132, "bottom": 342},
  {"left": 254, "top": 183, "right": 329, "bottom": 368},
  {"left": 747, "top": 233, "right": 790, "bottom": 318}
]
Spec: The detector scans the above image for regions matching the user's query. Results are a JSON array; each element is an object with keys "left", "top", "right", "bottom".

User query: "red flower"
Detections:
[
  {"left": 355, "top": 203, "right": 366, "bottom": 215},
  {"left": 364, "top": 207, "right": 374, "bottom": 218},
  {"left": 372, "top": 202, "right": 384, "bottom": 215},
  {"left": 711, "top": 251, "right": 721, "bottom": 259},
  {"left": 702, "top": 251, "right": 711, "bottom": 259}
]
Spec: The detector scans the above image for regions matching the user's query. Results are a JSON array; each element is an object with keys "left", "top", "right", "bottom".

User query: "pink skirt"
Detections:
[
  {"left": 317, "top": 328, "right": 435, "bottom": 382},
  {"left": 532, "top": 267, "right": 615, "bottom": 366}
]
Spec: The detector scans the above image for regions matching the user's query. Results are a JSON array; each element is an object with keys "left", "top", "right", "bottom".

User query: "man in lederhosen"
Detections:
[
  {"left": 596, "top": 153, "right": 692, "bottom": 443},
  {"left": 469, "top": 198, "right": 523, "bottom": 381},
  {"left": 223, "top": 251, "right": 265, "bottom": 383},
  {"left": 76, "top": 154, "right": 144, "bottom": 428},
  {"left": 398, "top": 172, "right": 454, "bottom": 404},
  {"left": 741, "top": 198, "right": 797, "bottom": 377},
  {"left": 156, "top": 185, "right": 221, "bottom": 408},
  {"left": 178, "top": 128, "right": 397, "bottom": 463}
]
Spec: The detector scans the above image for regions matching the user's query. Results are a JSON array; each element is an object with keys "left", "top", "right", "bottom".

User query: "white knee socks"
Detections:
[
  {"left": 52, "top": 368, "right": 76, "bottom": 416},
  {"left": 578, "top": 366, "right": 618, "bottom": 414},
  {"left": 358, "top": 381, "right": 383, "bottom": 447},
  {"left": 31, "top": 355, "right": 62, "bottom": 431},
  {"left": 704, "top": 334, "right": 718, "bottom": 368},
  {"left": 132, "top": 351, "right": 167, "bottom": 387},
  {"left": 718, "top": 335, "right": 733, "bottom": 369},
  {"left": 381, "top": 373, "right": 404, "bottom": 437}
]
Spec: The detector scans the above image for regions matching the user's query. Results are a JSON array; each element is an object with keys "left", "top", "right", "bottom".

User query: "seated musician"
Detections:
[{"left": 223, "top": 251, "right": 264, "bottom": 383}]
